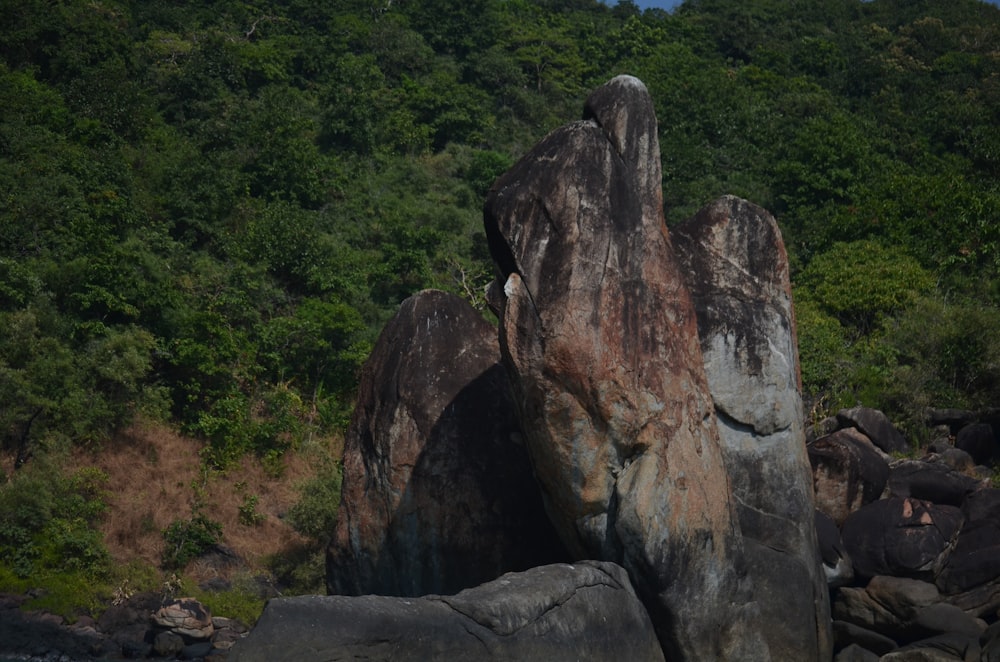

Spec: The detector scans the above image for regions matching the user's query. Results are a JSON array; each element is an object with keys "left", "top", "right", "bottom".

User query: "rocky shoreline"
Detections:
[{"left": 0, "top": 592, "right": 245, "bottom": 661}]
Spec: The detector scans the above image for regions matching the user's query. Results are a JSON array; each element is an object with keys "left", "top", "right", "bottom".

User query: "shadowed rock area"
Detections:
[
  {"left": 326, "top": 289, "right": 567, "bottom": 598},
  {"left": 484, "top": 75, "right": 769, "bottom": 660}
]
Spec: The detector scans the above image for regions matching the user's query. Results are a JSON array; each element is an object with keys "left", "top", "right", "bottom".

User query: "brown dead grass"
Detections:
[{"left": 73, "top": 421, "right": 341, "bottom": 585}]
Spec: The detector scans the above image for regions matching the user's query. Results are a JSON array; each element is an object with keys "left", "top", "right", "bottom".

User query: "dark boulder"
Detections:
[
  {"left": 936, "top": 488, "right": 1000, "bottom": 596},
  {"left": 926, "top": 409, "right": 977, "bottom": 433},
  {"left": 809, "top": 428, "right": 890, "bottom": 526},
  {"left": 327, "top": 289, "right": 567, "bottom": 598},
  {"left": 841, "top": 497, "right": 962, "bottom": 580},
  {"left": 231, "top": 561, "right": 665, "bottom": 662},
  {"left": 832, "top": 620, "right": 898, "bottom": 656},
  {"left": 955, "top": 423, "right": 997, "bottom": 466},
  {"left": 886, "top": 459, "right": 984, "bottom": 507},
  {"left": 837, "top": 407, "right": 909, "bottom": 454}
]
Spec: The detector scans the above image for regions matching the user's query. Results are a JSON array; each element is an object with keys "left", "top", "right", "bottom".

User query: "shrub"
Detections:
[{"left": 162, "top": 512, "right": 223, "bottom": 569}]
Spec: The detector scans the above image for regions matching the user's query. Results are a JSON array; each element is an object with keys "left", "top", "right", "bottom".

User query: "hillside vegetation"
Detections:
[{"left": 1, "top": 0, "right": 999, "bottom": 618}]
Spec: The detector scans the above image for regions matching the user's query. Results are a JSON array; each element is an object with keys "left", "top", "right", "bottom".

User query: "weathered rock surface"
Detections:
[
  {"left": 327, "top": 289, "right": 567, "bottom": 597},
  {"left": 841, "top": 497, "right": 962, "bottom": 581},
  {"left": 955, "top": 422, "right": 997, "bottom": 466},
  {"left": 672, "top": 194, "right": 832, "bottom": 660},
  {"left": 936, "top": 488, "right": 1000, "bottom": 596},
  {"left": 886, "top": 458, "right": 984, "bottom": 506},
  {"left": 837, "top": 407, "right": 909, "bottom": 454},
  {"left": 152, "top": 598, "right": 214, "bottom": 640},
  {"left": 484, "top": 74, "right": 766, "bottom": 659},
  {"left": 231, "top": 561, "right": 665, "bottom": 662},
  {"left": 810, "top": 428, "right": 891, "bottom": 526}
]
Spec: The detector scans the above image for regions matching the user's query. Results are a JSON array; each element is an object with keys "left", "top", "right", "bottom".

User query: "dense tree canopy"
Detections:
[{"left": 2, "top": 0, "right": 999, "bottom": 459}]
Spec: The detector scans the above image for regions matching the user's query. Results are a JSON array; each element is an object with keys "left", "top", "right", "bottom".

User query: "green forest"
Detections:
[{"left": 2, "top": 0, "right": 1000, "bottom": 618}]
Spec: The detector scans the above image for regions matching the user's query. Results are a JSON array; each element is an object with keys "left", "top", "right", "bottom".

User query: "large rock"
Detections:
[
  {"left": 484, "top": 75, "right": 766, "bottom": 659},
  {"left": 231, "top": 561, "right": 665, "bottom": 662},
  {"left": 327, "top": 289, "right": 566, "bottom": 597},
  {"left": 841, "top": 497, "right": 962, "bottom": 581},
  {"left": 886, "top": 459, "right": 984, "bottom": 507},
  {"left": 809, "top": 428, "right": 890, "bottom": 526},
  {"left": 837, "top": 407, "right": 909, "bottom": 454},
  {"left": 936, "top": 488, "right": 1000, "bottom": 595},
  {"left": 672, "top": 194, "right": 832, "bottom": 660}
]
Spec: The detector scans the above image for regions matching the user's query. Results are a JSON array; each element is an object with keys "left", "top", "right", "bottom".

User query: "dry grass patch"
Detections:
[{"left": 76, "top": 421, "right": 341, "bottom": 586}]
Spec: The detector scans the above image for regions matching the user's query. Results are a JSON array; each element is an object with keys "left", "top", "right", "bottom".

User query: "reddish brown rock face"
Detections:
[
  {"left": 485, "top": 75, "right": 767, "bottom": 660},
  {"left": 327, "top": 289, "right": 566, "bottom": 598}
]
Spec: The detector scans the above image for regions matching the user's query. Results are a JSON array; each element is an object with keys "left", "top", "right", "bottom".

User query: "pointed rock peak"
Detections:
[{"left": 582, "top": 76, "right": 660, "bottom": 202}]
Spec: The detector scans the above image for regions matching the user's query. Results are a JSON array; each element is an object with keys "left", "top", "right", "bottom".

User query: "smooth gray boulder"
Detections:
[
  {"left": 672, "top": 194, "right": 832, "bottom": 661},
  {"left": 231, "top": 561, "right": 665, "bottom": 662}
]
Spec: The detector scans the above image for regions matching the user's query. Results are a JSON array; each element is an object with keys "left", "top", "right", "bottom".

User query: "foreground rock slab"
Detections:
[
  {"left": 484, "top": 75, "right": 767, "bottom": 659},
  {"left": 327, "top": 290, "right": 566, "bottom": 597},
  {"left": 231, "top": 561, "right": 664, "bottom": 662}
]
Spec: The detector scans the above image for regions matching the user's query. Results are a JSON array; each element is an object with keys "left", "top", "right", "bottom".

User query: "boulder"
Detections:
[
  {"left": 809, "top": 428, "right": 890, "bottom": 526},
  {"left": 832, "top": 620, "right": 897, "bottom": 656},
  {"left": 152, "top": 598, "right": 213, "bottom": 640},
  {"left": 879, "top": 633, "right": 980, "bottom": 661},
  {"left": 936, "top": 488, "right": 1000, "bottom": 596},
  {"left": 230, "top": 561, "right": 665, "bottom": 662},
  {"left": 955, "top": 423, "right": 996, "bottom": 466},
  {"left": 925, "top": 409, "right": 977, "bottom": 433},
  {"left": 837, "top": 407, "right": 909, "bottom": 454},
  {"left": 672, "top": 194, "right": 831, "bottom": 660},
  {"left": 833, "top": 643, "right": 881, "bottom": 662},
  {"left": 833, "top": 576, "right": 940, "bottom": 638},
  {"left": 327, "top": 290, "right": 567, "bottom": 597},
  {"left": 886, "top": 459, "right": 984, "bottom": 506},
  {"left": 929, "top": 448, "right": 977, "bottom": 475},
  {"left": 484, "top": 74, "right": 767, "bottom": 660},
  {"left": 841, "top": 498, "right": 962, "bottom": 580}
]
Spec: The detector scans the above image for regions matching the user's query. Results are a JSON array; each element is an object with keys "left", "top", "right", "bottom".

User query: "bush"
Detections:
[
  {"left": 284, "top": 462, "right": 342, "bottom": 545},
  {"left": 162, "top": 512, "right": 223, "bottom": 569}
]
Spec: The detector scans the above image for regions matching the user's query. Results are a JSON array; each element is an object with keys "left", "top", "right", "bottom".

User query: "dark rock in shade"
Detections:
[
  {"left": 886, "top": 459, "right": 984, "bottom": 506},
  {"left": 981, "top": 620, "right": 1000, "bottom": 662},
  {"left": 943, "top": 576, "right": 1000, "bottom": 619},
  {"left": 673, "top": 194, "right": 832, "bottom": 661},
  {"left": 817, "top": 509, "right": 854, "bottom": 587},
  {"left": 832, "top": 620, "right": 898, "bottom": 656},
  {"left": 929, "top": 448, "right": 977, "bottom": 475},
  {"left": 880, "top": 633, "right": 980, "bottom": 661},
  {"left": 955, "top": 423, "right": 997, "bottom": 466},
  {"left": 936, "top": 488, "right": 1000, "bottom": 595},
  {"left": 809, "top": 428, "right": 891, "bottom": 526},
  {"left": 833, "top": 575, "right": 941, "bottom": 641},
  {"left": 230, "top": 561, "right": 665, "bottom": 662},
  {"left": 327, "top": 289, "right": 567, "bottom": 598},
  {"left": 833, "top": 643, "right": 882, "bottom": 662},
  {"left": 926, "top": 408, "right": 977, "bottom": 432},
  {"left": 153, "top": 631, "right": 184, "bottom": 658},
  {"left": 911, "top": 603, "right": 985, "bottom": 638},
  {"left": 841, "top": 497, "right": 962, "bottom": 580},
  {"left": 484, "top": 75, "right": 767, "bottom": 660},
  {"left": 837, "top": 407, "right": 909, "bottom": 454}
]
